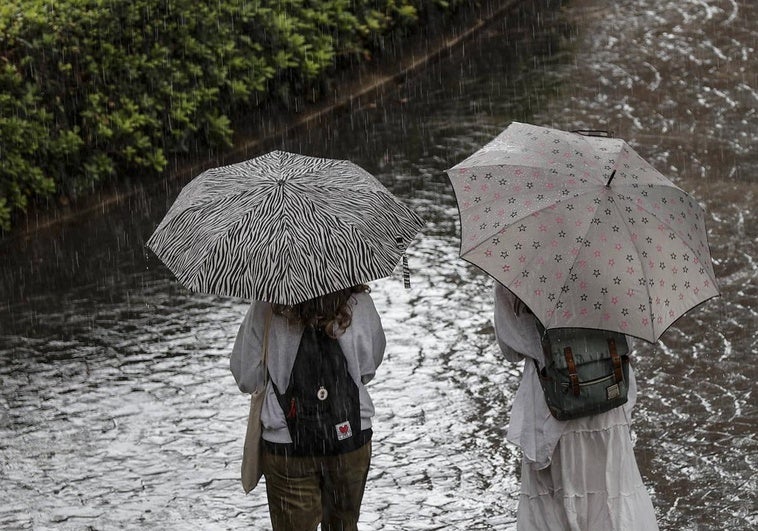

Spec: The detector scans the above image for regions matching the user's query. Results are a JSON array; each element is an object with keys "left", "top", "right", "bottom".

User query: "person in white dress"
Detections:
[{"left": 493, "top": 282, "right": 659, "bottom": 531}]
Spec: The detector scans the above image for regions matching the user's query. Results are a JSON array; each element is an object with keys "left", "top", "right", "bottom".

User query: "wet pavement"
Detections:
[{"left": 1, "top": 0, "right": 756, "bottom": 529}]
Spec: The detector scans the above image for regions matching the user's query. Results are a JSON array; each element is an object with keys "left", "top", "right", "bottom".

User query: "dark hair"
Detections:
[
  {"left": 272, "top": 284, "right": 370, "bottom": 338},
  {"left": 514, "top": 298, "right": 533, "bottom": 316}
]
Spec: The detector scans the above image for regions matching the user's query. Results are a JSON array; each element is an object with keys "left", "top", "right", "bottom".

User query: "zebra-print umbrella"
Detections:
[{"left": 147, "top": 151, "right": 425, "bottom": 304}]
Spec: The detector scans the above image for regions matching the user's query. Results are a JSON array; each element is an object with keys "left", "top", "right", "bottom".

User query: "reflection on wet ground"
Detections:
[{"left": 1, "top": 0, "right": 756, "bottom": 529}]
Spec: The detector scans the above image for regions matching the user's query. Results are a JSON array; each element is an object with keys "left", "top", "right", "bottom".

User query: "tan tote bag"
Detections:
[{"left": 241, "top": 308, "right": 272, "bottom": 493}]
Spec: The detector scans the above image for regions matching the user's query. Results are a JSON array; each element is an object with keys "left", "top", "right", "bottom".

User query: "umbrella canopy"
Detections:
[
  {"left": 446, "top": 122, "right": 718, "bottom": 343},
  {"left": 148, "top": 150, "right": 425, "bottom": 304}
]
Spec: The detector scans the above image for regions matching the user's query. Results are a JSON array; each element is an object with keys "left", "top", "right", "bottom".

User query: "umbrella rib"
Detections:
[
  {"left": 546, "top": 193, "right": 658, "bottom": 337},
  {"left": 451, "top": 159, "right": 604, "bottom": 252},
  {"left": 194, "top": 194, "right": 293, "bottom": 296},
  {"left": 295, "top": 191, "right": 403, "bottom": 264},
  {"left": 630, "top": 194, "right": 712, "bottom": 264},
  {"left": 549, "top": 197, "right": 602, "bottom": 330},
  {"left": 461, "top": 193, "right": 600, "bottom": 255},
  {"left": 156, "top": 188, "right": 270, "bottom": 236},
  {"left": 606, "top": 195, "right": 658, "bottom": 339}
]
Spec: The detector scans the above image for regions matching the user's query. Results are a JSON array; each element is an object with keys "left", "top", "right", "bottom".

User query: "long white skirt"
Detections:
[{"left": 517, "top": 408, "right": 659, "bottom": 531}]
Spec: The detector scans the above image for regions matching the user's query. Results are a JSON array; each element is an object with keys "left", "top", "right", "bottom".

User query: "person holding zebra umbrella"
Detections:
[{"left": 147, "top": 150, "right": 425, "bottom": 531}]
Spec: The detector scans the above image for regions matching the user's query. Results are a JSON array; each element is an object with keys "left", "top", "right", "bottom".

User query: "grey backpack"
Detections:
[{"left": 535, "top": 325, "right": 630, "bottom": 420}]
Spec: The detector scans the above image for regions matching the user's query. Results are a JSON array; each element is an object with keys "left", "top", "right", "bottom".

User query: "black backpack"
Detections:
[{"left": 273, "top": 325, "right": 363, "bottom": 456}]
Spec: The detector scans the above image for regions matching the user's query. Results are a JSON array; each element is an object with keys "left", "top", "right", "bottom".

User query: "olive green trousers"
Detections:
[{"left": 262, "top": 442, "right": 372, "bottom": 531}]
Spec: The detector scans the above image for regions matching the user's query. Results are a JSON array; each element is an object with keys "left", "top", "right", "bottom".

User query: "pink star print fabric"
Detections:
[{"left": 447, "top": 122, "right": 718, "bottom": 342}]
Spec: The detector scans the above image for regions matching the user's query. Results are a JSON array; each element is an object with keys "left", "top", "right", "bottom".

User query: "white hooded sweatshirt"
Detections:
[{"left": 230, "top": 291, "right": 386, "bottom": 444}]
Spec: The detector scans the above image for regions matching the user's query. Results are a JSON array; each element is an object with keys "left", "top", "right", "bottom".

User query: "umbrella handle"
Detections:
[
  {"left": 402, "top": 254, "right": 411, "bottom": 289},
  {"left": 571, "top": 129, "right": 614, "bottom": 138},
  {"left": 396, "top": 237, "right": 411, "bottom": 289}
]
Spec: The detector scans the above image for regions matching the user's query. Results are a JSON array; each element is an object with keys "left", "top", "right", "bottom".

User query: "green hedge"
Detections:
[{"left": 0, "top": 0, "right": 466, "bottom": 232}]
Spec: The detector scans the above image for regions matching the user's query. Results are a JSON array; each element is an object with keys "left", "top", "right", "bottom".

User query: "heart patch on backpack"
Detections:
[{"left": 335, "top": 421, "right": 353, "bottom": 441}]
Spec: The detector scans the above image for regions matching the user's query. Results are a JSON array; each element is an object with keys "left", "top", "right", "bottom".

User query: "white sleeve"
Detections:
[
  {"left": 493, "top": 283, "right": 543, "bottom": 364},
  {"left": 340, "top": 292, "right": 386, "bottom": 385},
  {"left": 230, "top": 302, "right": 265, "bottom": 393},
  {"left": 369, "top": 296, "right": 386, "bottom": 374},
  {"left": 364, "top": 316, "right": 386, "bottom": 384}
]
